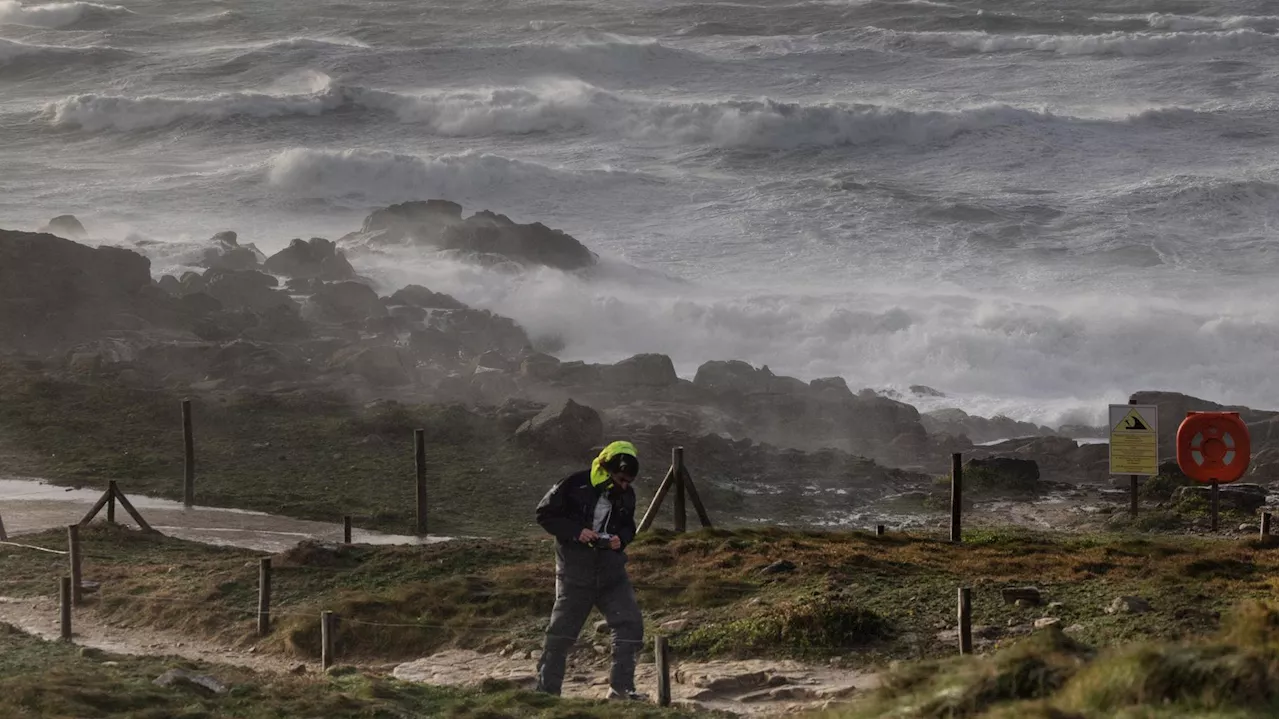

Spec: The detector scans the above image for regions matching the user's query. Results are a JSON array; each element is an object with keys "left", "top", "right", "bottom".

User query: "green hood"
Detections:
[{"left": 591, "top": 441, "right": 638, "bottom": 488}]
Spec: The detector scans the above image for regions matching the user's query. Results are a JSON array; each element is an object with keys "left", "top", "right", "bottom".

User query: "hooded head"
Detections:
[{"left": 591, "top": 440, "right": 639, "bottom": 490}]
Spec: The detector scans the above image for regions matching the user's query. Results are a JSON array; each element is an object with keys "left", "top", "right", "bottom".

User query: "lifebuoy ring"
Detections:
[{"left": 1176, "top": 412, "right": 1251, "bottom": 484}]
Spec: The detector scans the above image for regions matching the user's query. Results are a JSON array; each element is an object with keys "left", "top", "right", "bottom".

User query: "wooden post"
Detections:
[
  {"left": 957, "top": 587, "right": 972, "bottom": 656},
  {"left": 257, "top": 558, "right": 271, "bottom": 636},
  {"left": 681, "top": 467, "right": 714, "bottom": 529},
  {"left": 112, "top": 486, "right": 156, "bottom": 533},
  {"left": 1128, "top": 398, "right": 1139, "bottom": 517},
  {"left": 876, "top": 525, "right": 885, "bottom": 537},
  {"left": 672, "top": 447, "right": 687, "bottom": 533},
  {"left": 343, "top": 516, "right": 352, "bottom": 545},
  {"left": 77, "top": 488, "right": 112, "bottom": 526},
  {"left": 655, "top": 635, "right": 671, "bottom": 707},
  {"left": 1262, "top": 511, "right": 1273, "bottom": 538},
  {"left": 321, "top": 611, "right": 335, "bottom": 670},
  {"left": 637, "top": 469, "right": 676, "bottom": 533},
  {"left": 67, "top": 525, "right": 82, "bottom": 606},
  {"left": 950, "top": 453, "right": 963, "bottom": 543},
  {"left": 107, "top": 480, "right": 117, "bottom": 524},
  {"left": 60, "top": 577, "right": 72, "bottom": 640},
  {"left": 414, "top": 429, "right": 427, "bottom": 536},
  {"left": 182, "top": 399, "right": 195, "bottom": 508},
  {"left": 1210, "top": 480, "right": 1220, "bottom": 532},
  {"left": 0, "top": 510, "right": 7, "bottom": 541}
]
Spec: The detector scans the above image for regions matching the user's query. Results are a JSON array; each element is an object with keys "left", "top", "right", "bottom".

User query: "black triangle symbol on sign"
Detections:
[{"left": 1123, "top": 415, "right": 1147, "bottom": 431}]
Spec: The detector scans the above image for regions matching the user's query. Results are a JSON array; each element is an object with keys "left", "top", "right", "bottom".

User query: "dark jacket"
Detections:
[{"left": 536, "top": 470, "right": 637, "bottom": 583}]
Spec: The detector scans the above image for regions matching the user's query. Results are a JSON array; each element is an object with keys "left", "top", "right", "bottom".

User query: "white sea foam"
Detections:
[
  {"left": 891, "top": 28, "right": 1275, "bottom": 55},
  {"left": 0, "top": 0, "right": 129, "bottom": 28}
]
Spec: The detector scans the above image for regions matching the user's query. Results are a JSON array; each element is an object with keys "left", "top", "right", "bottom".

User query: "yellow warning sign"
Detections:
[{"left": 1109, "top": 404, "right": 1158, "bottom": 475}]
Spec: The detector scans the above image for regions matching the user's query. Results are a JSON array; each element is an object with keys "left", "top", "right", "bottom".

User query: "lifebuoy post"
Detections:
[{"left": 1176, "top": 412, "right": 1252, "bottom": 532}]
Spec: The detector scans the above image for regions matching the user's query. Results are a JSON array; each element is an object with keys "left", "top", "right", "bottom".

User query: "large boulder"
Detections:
[
  {"left": 301, "top": 282, "right": 387, "bottom": 324},
  {"left": 514, "top": 399, "right": 604, "bottom": 457},
  {"left": 0, "top": 230, "right": 162, "bottom": 349},
  {"left": 203, "top": 269, "right": 299, "bottom": 314},
  {"left": 694, "top": 361, "right": 806, "bottom": 396},
  {"left": 964, "top": 457, "right": 1041, "bottom": 492},
  {"left": 207, "top": 341, "right": 307, "bottom": 386},
  {"left": 359, "top": 200, "right": 463, "bottom": 242},
  {"left": 605, "top": 354, "right": 679, "bottom": 387},
  {"left": 427, "top": 308, "right": 531, "bottom": 358},
  {"left": 347, "top": 201, "right": 597, "bottom": 271},
  {"left": 200, "top": 231, "right": 264, "bottom": 272},
  {"left": 386, "top": 284, "right": 467, "bottom": 310},
  {"left": 1129, "top": 391, "right": 1277, "bottom": 455},
  {"left": 263, "top": 238, "right": 357, "bottom": 281},
  {"left": 40, "top": 215, "right": 86, "bottom": 238},
  {"left": 329, "top": 345, "right": 413, "bottom": 387},
  {"left": 438, "top": 210, "right": 596, "bottom": 271}
]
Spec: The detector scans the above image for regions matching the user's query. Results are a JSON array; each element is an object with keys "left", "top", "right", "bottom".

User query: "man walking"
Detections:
[{"left": 534, "top": 440, "right": 646, "bottom": 700}]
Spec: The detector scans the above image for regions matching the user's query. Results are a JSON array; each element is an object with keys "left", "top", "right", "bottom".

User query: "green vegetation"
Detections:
[
  {"left": 0, "top": 623, "right": 706, "bottom": 719},
  {"left": 1, "top": 525, "right": 1273, "bottom": 667},
  {"left": 815, "top": 599, "right": 1278, "bottom": 718}
]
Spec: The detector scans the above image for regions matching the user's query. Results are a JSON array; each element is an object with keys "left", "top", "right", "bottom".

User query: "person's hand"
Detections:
[
  {"left": 608, "top": 535, "right": 621, "bottom": 550},
  {"left": 578, "top": 528, "right": 599, "bottom": 544}
]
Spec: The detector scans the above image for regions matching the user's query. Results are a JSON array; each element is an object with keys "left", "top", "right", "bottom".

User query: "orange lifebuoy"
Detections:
[{"left": 1175, "top": 412, "right": 1251, "bottom": 484}]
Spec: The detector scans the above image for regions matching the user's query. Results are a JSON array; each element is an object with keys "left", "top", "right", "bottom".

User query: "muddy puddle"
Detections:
[{"left": 0, "top": 477, "right": 453, "bottom": 552}]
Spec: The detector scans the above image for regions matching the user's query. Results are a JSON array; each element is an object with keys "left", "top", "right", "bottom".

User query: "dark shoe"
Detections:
[{"left": 607, "top": 689, "right": 648, "bottom": 701}]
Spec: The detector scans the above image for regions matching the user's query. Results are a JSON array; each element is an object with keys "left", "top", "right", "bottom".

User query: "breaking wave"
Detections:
[
  {"left": 1090, "top": 13, "right": 1278, "bottom": 32},
  {"left": 889, "top": 28, "right": 1276, "bottom": 55},
  {"left": 265, "top": 147, "right": 645, "bottom": 205},
  {"left": 44, "top": 74, "right": 1219, "bottom": 147},
  {"left": 0, "top": 0, "right": 130, "bottom": 28},
  {"left": 0, "top": 36, "right": 129, "bottom": 65}
]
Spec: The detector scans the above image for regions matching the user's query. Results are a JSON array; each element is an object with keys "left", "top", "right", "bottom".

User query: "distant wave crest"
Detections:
[
  {"left": 0, "top": 0, "right": 131, "bottom": 28},
  {"left": 888, "top": 28, "right": 1275, "bottom": 55}
]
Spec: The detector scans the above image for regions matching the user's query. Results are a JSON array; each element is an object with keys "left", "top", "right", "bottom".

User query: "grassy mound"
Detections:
[{"left": 817, "top": 599, "right": 1278, "bottom": 718}]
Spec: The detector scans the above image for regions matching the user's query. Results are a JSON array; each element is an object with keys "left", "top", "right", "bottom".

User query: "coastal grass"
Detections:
[
  {"left": 810, "top": 598, "right": 1278, "bottom": 718},
  {"left": 0, "top": 622, "right": 707, "bottom": 719},
  {"left": 0, "top": 360, "right": 579, "bottom": 536},
  {"left": 0, "top": 524, "right": 1273, "bottom": 666}
]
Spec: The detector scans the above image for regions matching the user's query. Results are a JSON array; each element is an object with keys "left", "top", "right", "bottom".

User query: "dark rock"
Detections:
[
  {"left": 496, "top": 398, "right": 547, "bottom": 434},
  {"left": 387, "top": 284, "right": 467, "bottom": 310},
  {"left": 329, "top": 345, "right": 412, "bottom": 387},
  {"left": 207, "top": 341, "right": 306, "bottom": 385},
  {"left": 286, "top": 276, "right": 323, "bottom": 294},
  {"left": 439, "top": 210, "right": 597, "bottom": 270},
  {"left": 473, "top": 350, "right": 517, "bottom": 373},
  {"left": 41, "top": 215, "right": 86, "bottom": 238},
  {"left": 153, "top": 669, "right": 229, "bottom": 695},
  {"left": 211, "top": 230, "right": 238, "bottom": 246},
  {"left": 349, "top": 201, "right": 597, "bottom": 271},
  {"left": 201, "top": 231, "right": 265, "bottom": 271},
  {"left": 1130, "top": 391, "right": 1277, "bottom": 454},
  {"left": 360, "top": 200, "right": 463, "bottom": 241},
  {"left": 0, "top": 230, "right": 162, "bottom": 350},
  {"left": 965, "top": 457, "right": 1040, "bottom": 491},
  {"left": 910, "top": 385, "right": 946, "bottom": 397},
  {"left": 519, "top": 352, "right": 562, "bottom": 381},
  {"left": 922, "top": 408, "right": 1049, "bottom": 444},
  {"left": 761, "top": 560, "right": 796, "bottom": 575},
  {"left": 810, "top": 377, "right": 854, "bottom": 398},
  {"left": 264, "top": 238, "right": 357, "bottom": 281},
  {"left": 1173, "top": 483, "right": 1268, "bottom": 514},
  {"left": 389, "top": 304, "right": 428, "bottom": 323},
  {"left": 514, "top": 399, "right": 604, "bottom": 457},
  {"left": 408, "top": 328, "right": 463, "bottom": 363},
  {"left": 176, "top": 292, "right": 222, "bottom": 317},
  {"left": 156, "top": 275, "right": 182, "bottom": 295},
  {"left": 302, "top": 282, "right": 387, "bottom": 324},
  {"left": 429, "top": 308, "right": 531, "bottom": 358},
  {"left": 605, "top": 354, "right": 678, "bottom": 387},
  {"left": 1000, "top": 587, "right": 1042, "bottom": 606},
  {"left": 204, "top": 269, "right": 299, "bottom": 314}
]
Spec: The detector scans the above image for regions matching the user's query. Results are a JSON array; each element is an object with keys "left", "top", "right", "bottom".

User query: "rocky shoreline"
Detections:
[{"left": 2, "top": 204, "right": 1276, "bottom": 523}]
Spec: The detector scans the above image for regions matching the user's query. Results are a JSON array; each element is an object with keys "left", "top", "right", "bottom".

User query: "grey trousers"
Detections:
[{"left": 536, "top": 572, "right": 644, "bottom": 695}]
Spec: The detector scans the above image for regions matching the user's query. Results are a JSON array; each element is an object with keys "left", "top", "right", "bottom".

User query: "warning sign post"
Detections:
[{"left": 1109, "top": 404, "right": 1159, "bottom": 476}]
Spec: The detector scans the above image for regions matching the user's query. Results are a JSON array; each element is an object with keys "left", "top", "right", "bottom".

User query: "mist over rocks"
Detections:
[
  {"left": 341, "top": 200, "right": 598, "bottom": 271},
  {"left": 3, "top": 221, "right": 1276, "bottom": 499}
]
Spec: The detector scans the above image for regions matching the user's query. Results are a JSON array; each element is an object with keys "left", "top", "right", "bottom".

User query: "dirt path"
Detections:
[
  {"left": 394, "top": 649, "right": 880, "bottom": 715},
  {"left": 0, "top": 594, "right": 297, "bottom": 674}
]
